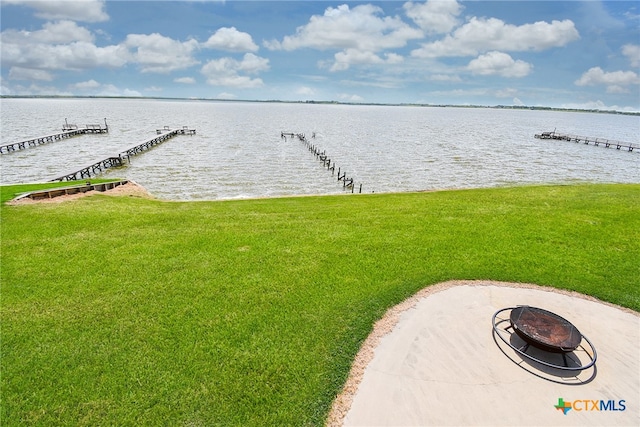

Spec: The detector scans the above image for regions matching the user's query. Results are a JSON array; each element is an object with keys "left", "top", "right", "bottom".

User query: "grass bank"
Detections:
[{"left": 2, "top": 183, "right": 639, "bottom": 426}]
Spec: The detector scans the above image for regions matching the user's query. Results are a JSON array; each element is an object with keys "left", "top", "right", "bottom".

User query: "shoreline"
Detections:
[{"left": 6, "top": 180, "right": 154, "bottom": 205}]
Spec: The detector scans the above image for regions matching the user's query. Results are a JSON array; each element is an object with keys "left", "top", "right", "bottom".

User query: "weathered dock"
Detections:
[
  {"left": 156, "top": 125, "right": 196, "bottom": 136},
  {"left": 283, "top": 131, "right": 363, "bottom": 194},
  {"left": 63, "top": 118, "right": 109, "bottom": 134},
  {"left": 13, "top": 180, "right": 129, "bottom": 201},
  {"left": 535, "top": 131, "right": 639, "bottom": 152},
  {"left": 50, "top": 126, "right": 195, "bottom": 182},
  {"left": 0, "top": 119, "right": 109, "bottom": 154},
  {"left": 119, "top": 126, "right": 196, "bottom": 160},
  {"left": 51, "top": 157, "right": 126, "bottom": 182}
]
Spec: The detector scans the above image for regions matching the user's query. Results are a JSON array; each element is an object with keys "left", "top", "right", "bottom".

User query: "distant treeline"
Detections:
[{"left": 1, "top": 95, "right": 638, "bottom": 116}]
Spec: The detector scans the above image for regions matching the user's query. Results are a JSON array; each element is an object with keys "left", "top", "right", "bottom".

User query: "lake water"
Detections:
[{"left": 1, "top": 98, "right": 638, "bottom": 200}]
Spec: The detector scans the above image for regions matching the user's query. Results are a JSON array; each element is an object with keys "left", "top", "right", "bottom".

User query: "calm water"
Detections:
[{"left": 1, "top": 98, "right": 638, "bottom": 200}]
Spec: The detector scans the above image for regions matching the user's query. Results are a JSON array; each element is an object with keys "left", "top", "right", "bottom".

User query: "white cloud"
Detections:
[
  {"left": 339, "top": 77, "right": 402, "bottom": 90},
  {"left": 96, "top": 84, "right": 141, "bottom": 97},
  {"left": 0, "top": 21, "right": 205, "bottom": 80},
  {"left": 67, "top": 79, "right": 140, "bottom": 96},
  {"left": 201, "top": 53, "right": 269, "bottom": 88},
  {"left": 412, "top": 17, "right": 579, "bottom": 58},
  {"left": 429, "top": 74, "right": 462, "bottom": 83},
  {"left": 329, "top": 49, "right": 405, "bottom": 72},
  {"left": 208, "top": 75, "right": 263, "bottom": 88},
  {"left": 3, "top": 0, "right": 108, "bottom": 23},
  {"left": 467, "top": 51, "right": 532, "bottom": 78},
  {"left": 560, "top": 99, "right": 635, "bottom": 112},
  {"left": 0, "top": 20, "right": 128, "bottom": 71},
  {"left": 605, "top": 85, "right": 629, "bottom": 94},
  {"left": 264, "top": 4, "right": 423, "bottom": 52},
  {"left": 512, "top": 97, "right": 524, "bottom": 106},
  {"left": 385, "top": 53, "right": 404, "bottom": 64},
  {"left": 338, "top": 93, "right": 364, "bottom": 102},
  {"left": 72, "top": 79, "right": 101, "bottom": 89},
  {"left": 495, "top": 88, "right": 519, "bottom": 98},
  {"left": 124, "top": 33, "right": 199, "bottom": 73},
  {"left": 622, "top": 44, "right": 640, "bottom": 67},
  {"left": 203, "top": 27, "right": 258, "bottom": 52},
  {"left": 1, "top": 20, "right": 94, "bottom": 45},
  {"left": 175, "top": 77, "right": 196, "bottom": 84},
  {"left": 296, "top": 86, "right": 315, "bottom": 96},
  {"left": 268, "top": 3, "right": 421, "bottom": 73},
  {"left": 403, "top": 0, "right": 462, "bottom": 34},
  {"left": 236, "top": 52, "right": 269, "bottom": 73},
  {"left": 8, "top": 67, "right": 53, "bottom": 81},
  {"left": 217, "top": 92, "right": 237, "bottom": 99},
  {"left": 40, "top": 20, "right": 94, "bottom": 43},
  {"left": 1, "top": 39, "right": 129, "bottom": 71},
  {"left": 2, "top": 82, "right": 72, "bottom": 96},
  {"left": 575, "top": 67, "right": 640, "bottom": 92}
]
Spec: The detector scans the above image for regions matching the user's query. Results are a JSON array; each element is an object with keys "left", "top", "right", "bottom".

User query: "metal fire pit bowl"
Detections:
[{"left": 492, "top": 306, "right": 597, "bottom": 371}]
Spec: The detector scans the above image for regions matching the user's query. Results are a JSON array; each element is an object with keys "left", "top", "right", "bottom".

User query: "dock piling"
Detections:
[
  {"left": 535, "top": 131, "right": 638, "bottom": 152},
  {"left": 284, "top": 131, "right": 364, "bottom": 194}
]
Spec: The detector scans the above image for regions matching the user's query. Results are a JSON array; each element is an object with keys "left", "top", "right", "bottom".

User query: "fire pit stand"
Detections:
[{"left": 492, "top": 305, "right": 597, "bottom": 371}]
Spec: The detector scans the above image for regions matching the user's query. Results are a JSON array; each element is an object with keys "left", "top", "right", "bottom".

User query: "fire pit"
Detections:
[{"left": 492, "top": 305, "right": 597, "bottom": 371}]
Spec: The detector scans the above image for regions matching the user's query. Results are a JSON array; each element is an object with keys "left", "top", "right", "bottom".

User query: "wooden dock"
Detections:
[
  {"left": 283, "top": 131, "right": 363, "bottom": 194},
  {"left": 119, "top": 126, "right": 195, "bottom": 159},
  {"left": 51, "top": 126, "right": 195, "bottom": 182},
  {"left": 62, "top": 118, "right": 109, "bottom": 133},
  {"left": 51, "top": 157, "right": 126, "bottom": 182},
  {"left": 13, "top": 180, "right": 129, "bottom": 201},
  {"left": 1, "top": 119, "right": 109, "bottom": 154},
  {"left": 535, "top": 131, "right": 639, "bottom": 152}
]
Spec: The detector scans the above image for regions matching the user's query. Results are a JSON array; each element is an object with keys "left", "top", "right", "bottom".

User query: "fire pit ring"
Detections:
[{"left": 492, "top": 306, "right": 597, "bottom": 371}]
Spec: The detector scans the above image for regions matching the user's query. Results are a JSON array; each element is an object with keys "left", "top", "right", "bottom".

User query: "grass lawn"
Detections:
[{"left": 1, "top": 183, "right": 639, "bottom": 426}]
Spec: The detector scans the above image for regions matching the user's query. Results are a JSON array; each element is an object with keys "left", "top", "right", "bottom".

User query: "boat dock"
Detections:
[
  {"left": 51, "top": 157, "right": 126, "bottom": 182},
  {"left": 535, "top": 131, "right": 638, "bottom": 152},
  {"left": 62, "top": 118, "right": 109, "bottom": 133},
  {"left": 50, "top": 126, "right": 195, "bottom": 182},
  {"left": 119, "top": 126, "right": 196, "bottom": 160},
  {"left": 0, "top": 119, "right": 109, "bottom": 154}
]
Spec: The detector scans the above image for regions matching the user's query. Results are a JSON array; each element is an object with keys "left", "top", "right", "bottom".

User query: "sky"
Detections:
[{"left": 1, "top": 0, "right": 639, "bottom": 111}]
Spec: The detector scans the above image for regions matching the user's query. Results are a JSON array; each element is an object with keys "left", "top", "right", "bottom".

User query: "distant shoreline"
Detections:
[{"left": 2, "top": 95, "right": 638, "bottom": 116}]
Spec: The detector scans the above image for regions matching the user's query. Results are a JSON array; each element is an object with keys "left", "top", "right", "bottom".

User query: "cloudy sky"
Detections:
[{"left": 1, "top": 0, "right": 639, "bottom": 111}]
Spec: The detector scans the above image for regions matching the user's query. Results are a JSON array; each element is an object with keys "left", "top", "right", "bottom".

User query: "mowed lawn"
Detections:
[{"left": 1, "top": 183, "right": 639, "bottom": 426}]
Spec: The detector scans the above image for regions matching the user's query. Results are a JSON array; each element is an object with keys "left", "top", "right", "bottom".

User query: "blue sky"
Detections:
[{"left": 1, "top": 1, "right": 639, "bottom": 111}]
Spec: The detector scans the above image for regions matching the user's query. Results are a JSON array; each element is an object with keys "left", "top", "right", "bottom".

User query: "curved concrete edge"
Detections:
[{"left": 327, "top": 280, "right": 640, "bottom": 426}]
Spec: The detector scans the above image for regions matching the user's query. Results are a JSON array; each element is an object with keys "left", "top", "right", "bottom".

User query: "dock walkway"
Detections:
[
  {"left": 51, "top": 126, "right": 195, "bottom": 182},
  {"left": 1, "top": 119, "right": 109, "bottom": 154},
  {"left": 535, "top": 131, "right": 638, "bottom": 152}
]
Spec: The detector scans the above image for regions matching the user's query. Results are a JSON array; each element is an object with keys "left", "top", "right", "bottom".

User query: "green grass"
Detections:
[{"left": 1, "top": 183, "right": 639, "bottom": 426}]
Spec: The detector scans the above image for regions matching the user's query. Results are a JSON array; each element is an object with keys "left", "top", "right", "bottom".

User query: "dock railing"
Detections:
[
  {"left": 50, "top": 126, "right": 195, "bottom": 181},
  {"left": 1, "top": 119, "right": 109, "bottom": 154},
  {"left": 535, "top": 131, "right": 638, "bottom": 152}
]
